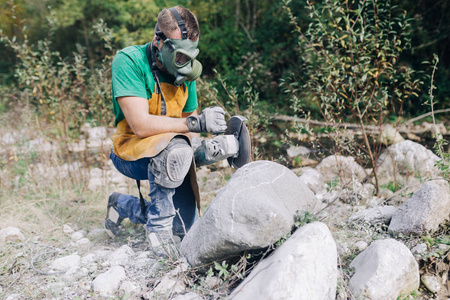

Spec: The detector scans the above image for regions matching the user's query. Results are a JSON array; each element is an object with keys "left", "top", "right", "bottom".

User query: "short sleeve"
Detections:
[
  {"left": 112, "top": 52, "right": 148, "bottom": 99},
  {"left": 183, "top": 81, "right": 199, "bottom": 113}
]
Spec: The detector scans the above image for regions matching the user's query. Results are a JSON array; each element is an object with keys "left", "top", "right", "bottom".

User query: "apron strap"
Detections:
[
  {"left": 146, "top": 43, "right": 167, "bottom": 115},
  {"left": 136, "top": 180, "right": 147, "bottom": 217}
]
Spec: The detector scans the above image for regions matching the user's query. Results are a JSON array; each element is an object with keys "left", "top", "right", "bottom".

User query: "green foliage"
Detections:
[
  {"left": 282, "top": 0, "right": 425, "bottom": 191},
  {"left": 0, "top": 7, "right": 114, "bottom": 183},
  {"left": 214, "top": 261, "right": 230, "bottom": 280},
  {"left": 294, "top": 210, "right": 318, "bottom": 228}
]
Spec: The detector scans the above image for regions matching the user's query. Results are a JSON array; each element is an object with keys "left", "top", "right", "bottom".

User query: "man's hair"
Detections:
[{"left": 157, "top": 6, "right": 200, "bottom": 40}]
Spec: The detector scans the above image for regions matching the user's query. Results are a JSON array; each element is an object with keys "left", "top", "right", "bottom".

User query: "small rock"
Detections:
[
  {"left": 49, "top": 254, "right": 81, "bottom": 272},
  {"left": 81, "top": 249, "right": 112, "bottom": 265},
  {"left": 376, "top": 140, "right": 440, "bottom": 187},
  {"left": 0, "top": 227, "right": 26, "bottom": 243},
  {"left": 120, "top": 280, "right": 139, "bottom": 296},
  {"left": 287, "top": 145, "right": 311, "bottom": 158},
  {"left": 316, "top": 155, "right": 367, "bottom": 184},
  {"left": 108, "top": 245, "right": 134, "bottom": 266},
  {"left": 298, "top": 167, "right": 325, "bottom": 193},
  {"left": 145, "top": 273, "right": 186, "bottom": 298},
  {"left": 421, "top": 274, "right": 441, "bottom": 294},
  {"left": 349, "top": 239, "right": 419, "bottom": 299},
  {"left": 63, "top": 224, "right": 74, "bottom": 235},
  {"left": 348, "top": 205, "right": 397, "bottom": 225},
  {"left": 437, "top": 243, "right": 449, "bottom": 252},
  {"left": 380, "top": 124, "right": 404, "bottom": 145},
  {"left": 71, "top": 230, "right": 85, "bottom": 242},
  {"left": 389, "top": 180, "right": 450, "bottom": 235},
  {"left": 353, "top": 241, "right": 368, "bottom": 252},
  {"left": 411, "top": 243, "right": 427, "bottom": 255},
  {"left": 76, "top": 238, "right": 91, "bottom": 247},
  {"left": 92, "top": 266, "right": 127, "bottom": 297}
]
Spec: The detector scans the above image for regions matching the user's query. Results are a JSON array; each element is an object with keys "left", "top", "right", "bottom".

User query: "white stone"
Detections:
[
  {"left": 376, "top": 140, "right": 440, "bottom": 186},
  {"left": 299, "top": 167, "right": 325, "bottom": 193},
  {"left": 92, "top": 266, "right": 127, "bottom": 297},
  {"left": 76, "top": 238, "right": 91, "bottom": 247},
  {"left": 146, "top": 273, "right": 186, "bottom": 298},
  {"left": 348, "top": 205, "right": 397, "bottom": 225},
  {"left": 63, "top": 224, "right": 74, "bottom": 235},
  {"left": 389, "top": 180, "right": 450, "bottom": 235},
  {"left": 81, "top": 249, "right": 112, "bottom": 265},
  {"left": 353, "top": 241, "right": 368, "bottom": 252},
  {"left": 181, "top": 161, "right": 319, "bottom": 267},
  {"left": 380, "top": 124, "right": 405, "bottom": 145},
  {"left": 286, "top": 145, "right": 311, "bottom": 158},
  {"left": 349, "top": 239, "right": 419, "bottom": 299},
  {"left": 0, "top": 227, "right": 26, "bottom": 243},
  {"left": 411, "top": 243, "right": 427, "bottom": 255},
  {"left": 421, "top": 274, "right": 441, "bottom": 294},
  {"left": 437, "top": 243, "right": 449, "bottom": 252},
  {"left": 108, "top": 245, "right": 134, "bottom": 266},
  {"left": 49, "top": 254, "right": 81, "bottom": 272},
  {"left": 70, "top": 230, "right": 85, "bottom": 242},
  {"left": 316, "top": 155, "right": 367, "bottom": 184},
  {"left": 230, "top": 222, "right": 337, "bottom": 300}
]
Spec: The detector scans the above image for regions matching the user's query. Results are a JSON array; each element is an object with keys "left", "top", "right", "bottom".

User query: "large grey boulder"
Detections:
[
  {"left": 316, "top": 155, "right": 367, "bottom": 184},
  {"left": 376, "top": 140, "right": 440, "bottom": 186},
  {"left": 349, "top": 239, "right": 419, "bottom": 300},
  {"left": 389, "top": 180, "right": 450, "bottom": 235},
  {"left": 230, "top": 222, "right": 337, "bottom": 300},
  {"left": 180, "top": 161, "right": 318, "bottom": 267}
]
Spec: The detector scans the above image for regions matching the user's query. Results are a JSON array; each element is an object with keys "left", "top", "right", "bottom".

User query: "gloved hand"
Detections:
[{"left": 187, "top": 106, "right": 227, "bottom": 134}]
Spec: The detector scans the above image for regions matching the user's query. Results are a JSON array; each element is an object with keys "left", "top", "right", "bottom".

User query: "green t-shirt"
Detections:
[{"left": 111, "top": 43, "right": 198, "bottom": 126}]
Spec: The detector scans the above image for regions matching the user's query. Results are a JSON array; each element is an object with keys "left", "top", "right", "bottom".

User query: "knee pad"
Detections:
[{"left": 149, "top": 137, "right": 193, "bottom": 189}]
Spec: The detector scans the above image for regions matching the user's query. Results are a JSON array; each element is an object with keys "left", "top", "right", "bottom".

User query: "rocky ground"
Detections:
[{"left": 0, "top": 124, "right": 449, "bottom": 300}]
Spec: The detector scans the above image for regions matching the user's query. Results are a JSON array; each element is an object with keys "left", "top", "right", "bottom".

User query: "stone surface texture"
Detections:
[
  {"left": 316, "top": 155, "right": 367, "bottom": 183},
  {"left": 349, "top": 205, "right": 398, "bottom": 225},
  {"left": 376, "top": 140, "right": 440, "bottom": 186},
  {"left": 389, "top": 180, "right": 450, "bottom": 235},
  {"left": 92, "top": 266, "right": 127, "bottom": 297},
  {"left": 230, "top": 222, "right": 337, "bottom": 300},
  {"left": 349, "top": 239, "right": 419, "bottom": 300},
  {"left": 298, "top": 167, "right": 325, "bottom": 193},
  {"left": 180, "top": 160, "right": 319, "bottom": 267}
]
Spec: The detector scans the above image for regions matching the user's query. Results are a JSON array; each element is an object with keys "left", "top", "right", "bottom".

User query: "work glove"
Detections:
[{"left": 187, "top": 106, "right": 227, "bottom": 134}]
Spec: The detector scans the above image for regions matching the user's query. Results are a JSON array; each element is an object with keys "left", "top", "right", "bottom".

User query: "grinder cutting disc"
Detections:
[{"left": 225, "top": 116, "right": 251, "bottom": 169}]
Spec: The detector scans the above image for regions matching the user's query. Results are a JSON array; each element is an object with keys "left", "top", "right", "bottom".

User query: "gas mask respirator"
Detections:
[{"left": 154, "top": 8, "right": 202, "bottom": 86}]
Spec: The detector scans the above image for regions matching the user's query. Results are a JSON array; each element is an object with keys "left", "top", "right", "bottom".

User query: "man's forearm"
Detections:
[{"left": 132, "top": 114, "right": 190, "bottom": 139}]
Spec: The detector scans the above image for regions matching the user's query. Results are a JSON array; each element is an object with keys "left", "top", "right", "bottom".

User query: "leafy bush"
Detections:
[
  {"left": 281, "top": 0, "right": 424, "bottom": 192},
  {"left": 0, "top": 9, "right": 114, "bottom": 161}
]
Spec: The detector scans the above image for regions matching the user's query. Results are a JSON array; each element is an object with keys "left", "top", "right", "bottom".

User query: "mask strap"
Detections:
[
  {"left": 155, "top": 24, "right": 174, "bottom": 52},
  {"left": 169, "top": 7, "right": 188, "bottom": 39},
  {"left": 147, "top": 43, "right": 167, "bottom": 115}
]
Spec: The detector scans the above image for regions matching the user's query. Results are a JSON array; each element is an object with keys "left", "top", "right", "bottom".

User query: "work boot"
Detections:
[
  {"left": 104, "top": 192, "right": 124, "bottom": 238},
  {"left": 147, "top": 230, "right": 180, "bottom": 260}
]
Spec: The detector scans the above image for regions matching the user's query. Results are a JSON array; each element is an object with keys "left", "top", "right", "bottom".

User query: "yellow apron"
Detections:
[{"left": 111, "top": 82, "right": 201, "bottom": 214}]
